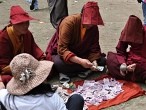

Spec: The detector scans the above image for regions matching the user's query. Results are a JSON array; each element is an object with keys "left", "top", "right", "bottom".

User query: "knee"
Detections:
[
  {"left": 52, "top": 55, "right": 64, "bottom": 67},
  {"left": 70, "top": 94, "right": 84, "bottom": 104}
]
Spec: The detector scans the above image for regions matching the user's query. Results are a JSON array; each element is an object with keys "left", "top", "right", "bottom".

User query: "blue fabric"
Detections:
[
  {"left": 26, "top": 0, "right": 38, "bottom": 10},
  {"left": 142, "top": 2, "right": 146, "bottom": 25}
]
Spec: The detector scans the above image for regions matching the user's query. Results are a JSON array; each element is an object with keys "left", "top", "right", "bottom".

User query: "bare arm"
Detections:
[{"left": 69, "top": 56, "right": 93, "bottom": 68}]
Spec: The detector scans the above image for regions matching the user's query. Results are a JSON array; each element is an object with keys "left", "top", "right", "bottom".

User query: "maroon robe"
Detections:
[
  {"left": 0, "top": 27, "right": 44, "bottom": 76},
  {"left": 107, "top": 15, "right": 146, "bottom": 82}
]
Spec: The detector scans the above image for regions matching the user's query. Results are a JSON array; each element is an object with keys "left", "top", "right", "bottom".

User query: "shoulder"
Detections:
[
  {"left": 52, "top": 93, "right": 62, "bottom": 99},
  {"left": 0, "top": 29, "right": 9, "bottom": 40},
  {"left": 0, "top": 89, "right": 9, "bottom": 102},
  {"left": 61, "top": 14, "right": 81, "bottom": 25},
  {"left": 51, "top": 93, "right": 67, "bottom": 110},
  {"left": 0, "top": 88, "right": 8, "bottom": 92},
  {"left": 65, "top": 14, "right": 81, "bottom": 20},
  {"left": 23, "top": 30, "right": 34, "bottom": 40},
  {"left": 25, "top": 30, "right": 33, "bottom": 37},
  {"left": 0, "top": 89, "right": 9, "bottom": 96},
  {"left": 51, "top": 93, "right": 65, "bottom": 103}
]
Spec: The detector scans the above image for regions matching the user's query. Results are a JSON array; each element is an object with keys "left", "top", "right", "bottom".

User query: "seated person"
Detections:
[
  {"left": 107, "top": 15, "right": 146, "bottom": 83},
  {"left": 0, "top": 53, "right": 84, "bottom": 110},
  {"left": 0, "top": 5, "right": 45, "bottom": 85},
  {"left": 46, "top": 1, "right": 106, "bottom": 82}
]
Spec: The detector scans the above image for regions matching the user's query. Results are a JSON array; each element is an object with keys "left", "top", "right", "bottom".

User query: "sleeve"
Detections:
[
  {"left": 57, "top": 19, "right": 76, "bottom": 62},
  {"left": 115, "top": 40, "right": 128, "bottom": 64},
  {"left": 0, "top": 31, "right": 13, "bottom": 75},
  {"left": 88, "top": 27, "right": 101, "bottom": 62},
  {"left": 53, "top": 93, "right": 67, "bottom": 110}
]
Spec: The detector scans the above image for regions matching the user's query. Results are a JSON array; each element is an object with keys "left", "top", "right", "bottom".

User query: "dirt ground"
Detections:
[{"left": 0, "top": 0, "right": 146, "bottom": 110}]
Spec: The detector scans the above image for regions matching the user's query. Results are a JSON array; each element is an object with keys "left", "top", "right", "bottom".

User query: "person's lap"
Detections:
[
  {"left": 52, "top": 55, "right": 106, "bottom": 73},
  {"left": 52, "top": 55, "right": 88, "bottom": 76}
]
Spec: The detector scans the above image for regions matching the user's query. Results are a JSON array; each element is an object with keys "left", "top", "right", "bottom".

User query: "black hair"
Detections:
[{"left": 25, "top": 82, "right": 55, "bottom": 95}]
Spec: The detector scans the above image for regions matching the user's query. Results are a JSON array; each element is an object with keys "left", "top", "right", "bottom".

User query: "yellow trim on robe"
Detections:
[{"left": 6, "top": 26, "right": 24, "bottom": 55}]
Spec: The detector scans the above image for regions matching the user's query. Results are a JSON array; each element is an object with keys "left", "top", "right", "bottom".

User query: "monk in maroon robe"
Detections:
[
  {"left": 107, "top": 15, "right": 146, "bottom": 83},
  {"left": 46, "top": 1, "right": 106, "bottom": 81},
  {"left": 0, "top": 5, "right": 45, "bottom": 86}
]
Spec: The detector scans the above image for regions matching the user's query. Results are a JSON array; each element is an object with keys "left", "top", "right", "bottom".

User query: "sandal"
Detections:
[
  {"left": 78, "top": 70, "right": 92, "bottom": 79},
  {"left": 59, "top": 73, "right": 70, "bottom": 84}
]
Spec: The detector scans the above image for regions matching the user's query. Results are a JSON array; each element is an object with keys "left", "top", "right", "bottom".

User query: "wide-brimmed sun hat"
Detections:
[
  {"left": 6, "top": 53, "right": 54, "bottom": 95},
  {"left": 81, "top": 1, "right": 104, "bottom": 25},
  {"left": 10, "top": 5, "right": 36, "bottom": 24}
]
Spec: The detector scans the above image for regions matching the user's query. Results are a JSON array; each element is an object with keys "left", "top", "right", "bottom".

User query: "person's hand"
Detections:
[
  {"left": 120, "top": 63, "right": 136, "bottom": 76},
  {"left": 120, "top": 63, "right": 127, "bottom": 76},
  {"left": 90, "top": 60, "right": 98, "bottom": 71},
  {"left": 137, "top": 0, "right": 142, "bottom": 3},
  {"left": 80, "top": 58, "right": 93, "bottom": 68},
  {"left": 127, "top": 63, "right": 136, "bottom": 72},
  {"left": 92, "top": 60, "right": 98, "bottom": 67}
]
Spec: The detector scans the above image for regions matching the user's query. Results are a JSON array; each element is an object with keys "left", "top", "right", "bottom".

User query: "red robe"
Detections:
[
  {"left": 107, "top": 15, "right": 146, "bottom": 82},
  {"left": 0, "top": 26, "right": 45, "bottom": 83}
]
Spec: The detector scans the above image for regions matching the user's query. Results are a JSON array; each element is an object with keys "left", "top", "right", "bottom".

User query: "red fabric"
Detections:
[
  {"left": 107, "top": 51, "right": 146, "bottom": 82},
  {"left": 82, "top": 1, "right": 104, "bottom": 25},
  {"left": 1, "top": 75, "right": 12, "bottom": 85},
  {"left": 64, "top": 53, "right": 76, "bottom": 63},
  {"left": 106, "top": 52, "right": 127, "bottom": 79},
  {"left": 72, "top": 75, "right": 145, "bottom": 110},
  {"left": 117, "top": 34, "right": 146, "bottom": 64},
  {"left": 0, "top": 29, "right": 44, "bottom": 74},
  {"left": 119, "top": 15, "right": 144, "bottom": 44},
  {"left": 107, "top": 15, "right": 146, "bottom": 82},
  {"left": 10, "top": 5, "right": 36, "bottom": 24},
  {"left": 45, "top": 26, "right": 59, "bottom": 61},
  {"left": 45, "top": 18, "right": 65, "bottom": 61}
]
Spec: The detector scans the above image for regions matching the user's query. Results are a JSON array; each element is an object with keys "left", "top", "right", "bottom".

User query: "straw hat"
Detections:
[
  {"left": 81, "top": 1, "right": 104, "bottom": 25},
  {"left": 10, "top": 5, "right": 36, "bottom": 24},
  {"left": 6, "top": 53, "right": 54, "bottom": 95}
]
